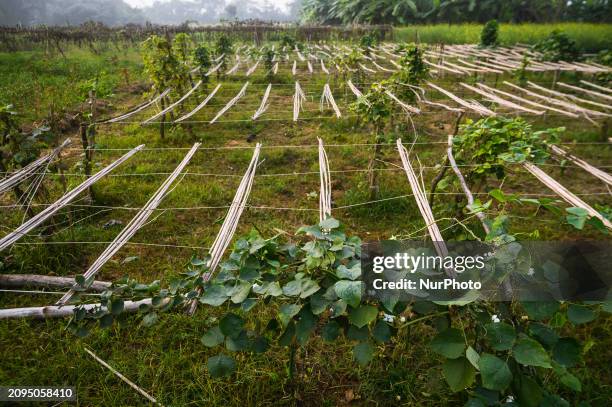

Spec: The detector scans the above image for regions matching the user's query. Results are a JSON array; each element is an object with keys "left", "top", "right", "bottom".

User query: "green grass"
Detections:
[
  {"left": 0, "top": 40, "right": 611, "bottom": 405},
  {"left": 394, "top": 23, "right": 612, "bottom": 52}
]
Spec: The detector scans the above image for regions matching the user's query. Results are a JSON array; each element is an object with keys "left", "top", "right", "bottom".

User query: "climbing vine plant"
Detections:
[{"left": 68, "top": 217, "right": 608, "bottom": 405}]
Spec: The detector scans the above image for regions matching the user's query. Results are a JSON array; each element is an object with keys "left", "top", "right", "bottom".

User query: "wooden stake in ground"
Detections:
[
  {"left": 318, "top": 138, "right": 332, "bottom": 221},
  {"left": 56, "top": 143, "right": 201, "bottom": 306},
  {"left": 84, "top": 348, "right": 163, "bottom": 406},
  {"left": 0, "top": 145, "right": 144, "bottom": 252},
  {"left": 397, "top": 138, "right": 452, "bottom": 275}
]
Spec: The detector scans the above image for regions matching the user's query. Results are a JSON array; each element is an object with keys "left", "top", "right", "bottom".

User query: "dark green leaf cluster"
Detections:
[
  {"left": 454, "top": 117, "right": 562, "bottom": 180},
  {"left": 533, "top": 30, "right": 581, "bottom": 62},
  {"left": 391, "top": 43, "right": 428, "bottom": 101},
  {"left": 480, "top": 19, "right": 499, "bottom": 47}
]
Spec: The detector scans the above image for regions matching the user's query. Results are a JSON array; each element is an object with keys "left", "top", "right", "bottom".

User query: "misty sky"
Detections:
[{"left": 124, "top": 0, "right": 293, "bottom": 12}]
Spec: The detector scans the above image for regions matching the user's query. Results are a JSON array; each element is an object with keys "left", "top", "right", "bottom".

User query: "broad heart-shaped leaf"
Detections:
[
  {"left": 479, "top": 353, "right": 512, "bottom": 391},
  {"left": 219, "top": 313, "right": 244, "bottom": 339},
  {"left": 353, "top": 342, "right": 374, "bottom": 366},
  {"left": 566, "top": 207, "right": 588, "bottom": 229},
  {"left": 336, "top": 263, "right": 361, "bottom": 280},
  {"left": 334, "top": 280, "right": 362, "bottom": 308},
  {"left": 225, "top": 330, "right": 249, "bottom": 352},
  {"left": 513, "top": 375, "right": 543, "bottom": 407},
  {"left": 282, "top": 280, "right": 301, "bottom": 297},
  {"left": 110, "top": 298, "right": 124, "bottom": 315},
  {"left": 348, "top": 305, "right": 378, "bottom": 328},
  {"left": 230, "top": 281, "right": 251, "bottom": 304},
  {"left": 207, "top": 354, "right": 236, "bottom": 378},
  {"left": 295, "top": 308, "right": 316, "bottom": 345},
  {"left": 552, "top": 363, "right": 582, "bottom": 392},
  {"left": 466, "top": 346, "right": 480, "bottom": 370},
  {"left": 372, "top": 320, "right": 391, "bottom": 343},
  {"left": 201, "top": 326, "right": 225, "bottom": 347},
  {"left": 567, "top": 304, "right": 596, "bottom": 325},
  {"left": 513, "top": 336, "right": 551, "bottom": 368},
  {"left": 485, "top": 322, "right": 516, "bottom": 351},
  {"left": 443, "top": 357, "right": 475, "bottom": 392},
  {"left": 322, "top": 320, "right": 341, "bottom": 342},
  {"left": 430, "top": 328, "right": 465, "bottom": 359},
  {"left": 278, "top": 304, "right": 302, "bottom": 327},
  {"left": 142, "top": 312, "right": 158, "bottom": 327},
  {"left": 529, "top": 323, "right": 559, "bottom": 348},
  {"left": 319, "top": 217, "right": 340, "bottom": 229},
  {"left": 299, "top": 278, "right": 320, "bottom": 298},
  {"left": 199, "top": 285, "right": 229, "bottom": 306},
  {"left": 521, "top": 301, "right": 560, "bottom": 320},
  {"left": 552, "top": 338, "right": 581, "bottom": 367}
]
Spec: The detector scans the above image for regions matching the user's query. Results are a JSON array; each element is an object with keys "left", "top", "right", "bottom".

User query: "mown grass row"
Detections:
[{"left": 394, "top": 23, "right": 612, "bottom": 52}]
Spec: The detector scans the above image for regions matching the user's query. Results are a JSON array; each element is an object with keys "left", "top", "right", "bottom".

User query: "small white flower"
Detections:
[
  {"left": 527, "top": 267, "right": 535, "bottom": 276},
  {"left": 491, "top": 314, "right": 501, "bottom": 323},
  {"left": 253, "top": 283, "right": 261, "bottom": 290},
  {"left": 383, "top": 313, "right": 395, "bottom": 323},
  {"left": 329, "top": 307, "right": 334, "bottom": 313},
  {"left": 400, "top": 316, "right": 406, "bottom": 323},
  {"left": 505, "top": 395, "right": 514, "bottom": 403}
]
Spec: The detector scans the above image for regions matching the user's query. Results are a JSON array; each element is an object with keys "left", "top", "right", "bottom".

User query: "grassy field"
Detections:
[
  {"left": 0, "top": 38, "right": 611, "bottom": 405},
  {"left": 394, "top": 23, "right": 612, "bottom": 52}
]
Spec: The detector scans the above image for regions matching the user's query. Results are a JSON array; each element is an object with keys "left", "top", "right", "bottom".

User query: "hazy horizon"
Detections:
[{"left": 0, "top": 0, "right": 301, "bottom": 27}]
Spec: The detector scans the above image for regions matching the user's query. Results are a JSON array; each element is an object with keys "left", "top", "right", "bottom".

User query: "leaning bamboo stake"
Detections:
[
  {"left": 0, "top": 138, "right": 71, "bottom": 195},
  {"left": 427, "top": 82, "right": 495, "bottom": 116},
  {"left": 0, "top": 274, "right": 111, "bottom": 291},
  {"left": 0, "top": 145, "right": 144, "bottom": 252},
  {"left": 320, "top": 59, "right": 329, "bottom": 75},
  {"left": 293, "top": 81, "right": 306, "bottom": 122},
  {"left": 460, "top": 83, "right": 545, "bottom": 115},
  {"left": 142, "top": 81, "right": 202, "bottom": 124},
  {"left": 175, "top": 84, "right": 221, "bottom": 122},
  {"left": 292, "top": 60, "right": 297, "bottom": 75},
  {"left": 347, "top": 80, "right": 365, "bottom": 100},
  {"left": 227, "top": 60, "right": 241, "bottom": 75},
  {"left": 318, "top": 138, "right": 332, "bottom": 222},
  {"left": 210, "top": 82, "right": 249, "bottom": 124},
  {"left": 320, "top": 84, "right": 342, "bottom": 118},
  {"left": 56, "top": 143, "right": 201, "bottom": 305},
  {"left": 447, "top": 135, "right": 489, "bottom": 234},
  {"left": 523, "top": 162, "right": 612, "bottom": 229},
  {"left": 84, "top": 348, "right": 163, "bottom": 406},
  {"left": 307, "top": 60, "right": 313, "bottom": 73},
  {"left": 358, "top": 63, "right": 376, "bottom": 74},
  {"left": 477, "top": 83, "right": 579, "bottom": 118},
  {"left": 580, "top": 80, "right": 612, "bottom": 95},
  {"left": 385, "top": 90, "right": 421, "bottom": 114},
  {"left": 187, "top": 144, "right": 261, "bottom": 315},
  {"left": 397, "top": 139, "right": 452, "bottom": 273},
  {"left": 550, "top": 145, "right": 612, "bottom": 186},
  {"left": 252, "top": 84, "right": 272, "bottom": 120},
  {"left": 557, "top": 82, "right": 612, "bottom": 103},
  {"left": 526, "top": 81, "right": 611, "bottom": 115},
  {"left": 372, "top": 60, "right": 395, "bottom": 73},
  {"left": 246, "top": 59, "right": 260, "bottom": 76},
  {"left": 105, "top": 88, "right": 171, "bottom": 123}
]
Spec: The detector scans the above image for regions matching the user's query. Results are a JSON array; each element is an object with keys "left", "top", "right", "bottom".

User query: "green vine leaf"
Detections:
[
  {"left": 200, "top": 285, "right": 229, "bottom": 306},
  {"left": 353, "top": 342, "right": 374, "bottom": 366},
  {"left": 552, "top": 338, "right": 581, "bottom": 367},
  {"left": 334, "top": 280, "right": 362, "bottom": 308},
  {"left": 278, "top": 304, "right": 302, "bottom": 327},
  {"left": 201, "top": 326, "right": 225, "bottom": 348},
  {"left": 443, "top": 356, "right": 475, "bottom": 392},
  {"left": 479, "top": 353, "right": 512, "bottom": 391},
  {"left": 348, "top": 305, "right": 378, "bottom": 328},
  {"left": 567, "top": 304, "right": 596, "bottom": 325},
  {"left": 207, "top": 354, "right": 236, "bottom": 378},
  {"left": 513, "top": 336, "right": 551, "bottom": 368},
  {"left": 485, "top": 322, "right": 516, "bottom": 351},
  {"left": 430, "top": 328, "right": 465, "bottom": 359},
  {"left": 219, "top": 313, "right": 244, "bottom": 339}
]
